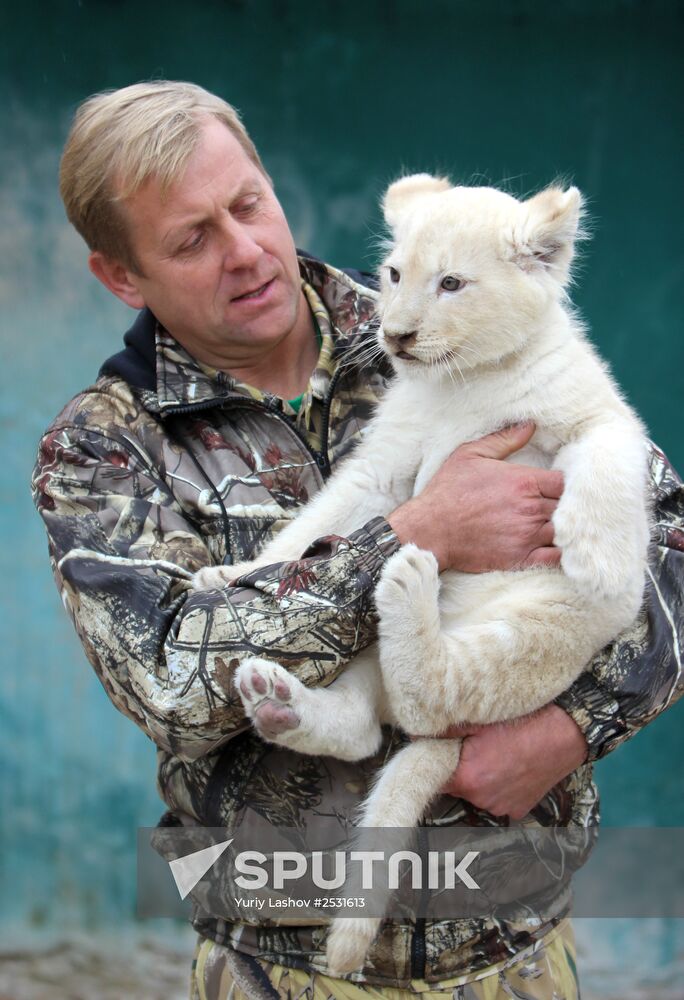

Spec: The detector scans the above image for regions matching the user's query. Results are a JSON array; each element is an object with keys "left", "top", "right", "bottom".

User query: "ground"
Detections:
[{"left": 0, "top": 923, "right": 681, "bottom": 999}]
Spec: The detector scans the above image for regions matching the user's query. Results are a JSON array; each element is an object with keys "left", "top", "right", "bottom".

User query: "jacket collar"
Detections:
[{"left": 99, "top": 255, "right": 380, "bottom": 416}]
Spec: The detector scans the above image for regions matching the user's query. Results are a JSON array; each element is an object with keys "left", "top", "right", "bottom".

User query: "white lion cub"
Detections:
[{"left": 194, "top": 176, "right": 650, "bottom": 975}]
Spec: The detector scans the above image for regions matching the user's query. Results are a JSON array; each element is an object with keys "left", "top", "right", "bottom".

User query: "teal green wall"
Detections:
[{"left": 2, "top": 0, "right": 683, "bottom": 990}]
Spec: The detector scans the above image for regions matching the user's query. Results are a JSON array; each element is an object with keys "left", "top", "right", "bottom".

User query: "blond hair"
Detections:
[{"left": 60, "top": 80, "right": 268, "bottom": 272}]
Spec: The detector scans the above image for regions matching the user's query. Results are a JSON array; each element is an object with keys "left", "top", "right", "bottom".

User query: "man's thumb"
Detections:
[{"left": 472, "top": 421, "right": 536, "bottom": 459}]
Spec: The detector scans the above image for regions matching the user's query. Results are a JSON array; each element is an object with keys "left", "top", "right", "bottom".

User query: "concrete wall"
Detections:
[{"left": 2, "top": 1, "right": 683, "bottom": 992}]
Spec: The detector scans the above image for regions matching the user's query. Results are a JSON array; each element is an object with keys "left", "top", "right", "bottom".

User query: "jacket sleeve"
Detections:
[
  {"left": 32, "top": 418, "right": 400, "bottom": 762},
  {"left": 555, "top": 443, "right": 684, "bottom": 761}
]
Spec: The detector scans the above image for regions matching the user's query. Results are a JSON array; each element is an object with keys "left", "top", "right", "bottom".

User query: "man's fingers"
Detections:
[
  {"left": 410, "top": 725, "right": 479, "bottom": 740},
  {"left": 534, "top": 521, "right": 556, "bottom": 548},
  {"left": 468, "top": 421, "right": 536, "bottom": 460},
  {"left": 525, "top": 546, "right": 562, "bottom": 568},
  {"left": 439, "top": 723, "right": 482, "bottom": 739},
  {"left": 536, "top": 468, "right": 564, "bottom": 500},
  {"left": 538, "top": 498, "right": 559, "bottom": 522}
]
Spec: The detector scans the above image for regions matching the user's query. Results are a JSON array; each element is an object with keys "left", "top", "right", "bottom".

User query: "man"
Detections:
[{"left": 33, "top": 81, "right": 684, "bottom": 999}]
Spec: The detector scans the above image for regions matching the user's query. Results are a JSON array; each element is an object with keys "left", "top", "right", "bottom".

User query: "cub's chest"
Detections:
[{"left": 411, "top": 427, "right": 562, "bottom": 497}]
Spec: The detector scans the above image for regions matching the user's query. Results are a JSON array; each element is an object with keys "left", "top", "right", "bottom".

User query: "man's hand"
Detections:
[
  {"left": 388, "top": 421, "right": 564, "bottom": 573},
  {"left": 437, "top": 704, "right": 588, "bottom": 820}
]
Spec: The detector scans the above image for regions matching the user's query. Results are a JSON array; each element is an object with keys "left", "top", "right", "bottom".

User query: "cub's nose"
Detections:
[{"left": 383, "top": 329, "right": 418, "bottom": 349}]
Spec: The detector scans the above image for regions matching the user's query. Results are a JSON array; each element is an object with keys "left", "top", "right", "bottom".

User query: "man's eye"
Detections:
[
  {"left": 235, "top": 196, "right": 259, "bottom": 216},
  {"left": 440, "top": 275, "right": 463, "bottom": 292},
  {"left": 179, "top": 232, "right": 204, "bottom": 254},
  {"left": 388, "top": 267, "right": 400, "bottom": 284}
]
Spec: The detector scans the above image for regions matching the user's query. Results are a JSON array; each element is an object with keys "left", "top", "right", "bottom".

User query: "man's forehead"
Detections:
[
  {"left": 123, "top": 126, "right": 263, "bottom": 236},
  {"left": 145, "top": 132, "right": 255, "bottom": 201}
]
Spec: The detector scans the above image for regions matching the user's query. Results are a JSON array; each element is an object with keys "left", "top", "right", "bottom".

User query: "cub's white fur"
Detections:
[{"left": 194, "top": 176, "right": 650, "bottom": 975}]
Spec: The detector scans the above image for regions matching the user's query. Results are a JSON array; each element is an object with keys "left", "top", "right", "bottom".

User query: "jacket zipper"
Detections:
[
  {"left": 231, "top": 396, "right": 331, "bottom": 479},
  {"left": 410, "top": 826, "right": 429, "bottom": 980},
  {"left": 411, "top": 919, "right": 427, "bottom": 980},
  {"left": 317, "top": 366, "right": 344, "bottom": 477}
]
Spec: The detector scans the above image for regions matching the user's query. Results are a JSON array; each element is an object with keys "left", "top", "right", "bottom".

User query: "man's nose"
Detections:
[
  {"left": 383, "top": 328, "right": 418, "bottom": 349},
  {"left": 220, "top": 222, "right": 263, "bottom": 270}
]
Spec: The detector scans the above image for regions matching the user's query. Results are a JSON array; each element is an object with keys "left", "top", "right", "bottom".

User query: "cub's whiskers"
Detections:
[{"left": 337, "top": 336, "right": 386, "bottom": 375}]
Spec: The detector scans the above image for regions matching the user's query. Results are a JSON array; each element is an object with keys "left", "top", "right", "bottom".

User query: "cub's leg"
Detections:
[
  {"left": 326, "top": 918, "right": 387, "bottom": 979},
  {"left": 192, "top": 465, "right": 403, "bottom": 591},
  {"left": 373, "top": 545, "right": 442, "bottom": 732},
  {"left": 193, "top": 404, "right": 421, "bottom": 593},
  {"left": 235, "top": 654, "right": 384, "bottom": 761},
  {"left": 376, "top": 547, "right": 626, "bottom": 733},
  {"left": 326, "top": 738, "right": 461, "bottom": 976},
  {"left": 552, "top": 421, "right": 649, "bottom": 603}
]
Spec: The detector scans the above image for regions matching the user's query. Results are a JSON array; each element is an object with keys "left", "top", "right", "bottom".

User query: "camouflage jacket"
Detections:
[{"left": 33, "top": 255, "right": 684, "bottom": 986}]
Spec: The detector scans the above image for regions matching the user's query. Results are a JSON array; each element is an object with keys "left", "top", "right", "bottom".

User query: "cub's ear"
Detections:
[
  {"left": 383, "top": 174, "right": 451, "bottom": 230},
  {"left": 511, "top": 186, "right": 585, "bottom": 285}
]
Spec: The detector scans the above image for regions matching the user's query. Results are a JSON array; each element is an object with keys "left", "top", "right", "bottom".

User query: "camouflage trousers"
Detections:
[{"left": 189, "top": 919, "right": 580, "bottom": 1000}]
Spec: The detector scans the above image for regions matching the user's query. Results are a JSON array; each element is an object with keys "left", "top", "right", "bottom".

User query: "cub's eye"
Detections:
[
  {"left": 388, "top": 266, "right": 400, "bottom": 284},
  {"left": 440, "top": 275, "right": 463, "bottom": 292}
]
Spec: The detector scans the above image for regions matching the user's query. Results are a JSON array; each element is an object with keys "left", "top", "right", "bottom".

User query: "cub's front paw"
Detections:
[
  {"left": 554, "top": 505, "right": 645, "bottom": 602},
  {"left": 192, "top": 562, "right": 250, "bottom": 592},
  {"left": 375, "top": 544, "right": 440, "bottom": 625},
  {"left": 235, "top": 658, "right": 304, "bottom": 742}
]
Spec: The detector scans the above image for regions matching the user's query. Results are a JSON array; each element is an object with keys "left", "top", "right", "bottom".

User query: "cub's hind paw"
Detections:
[{"left": 235, "top": 658, "right": 303, "bottom": 739}]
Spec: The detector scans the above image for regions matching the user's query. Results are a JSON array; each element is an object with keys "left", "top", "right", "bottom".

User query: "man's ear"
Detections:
[
  {"left": 88, "top": 252, "right": 146, "bottom": 309},
  {"left": 382, "top": 173, "right": 451, "bottom": 232},
  {"left": 510, "top": 186, "right": 585, "bottom": 286}
]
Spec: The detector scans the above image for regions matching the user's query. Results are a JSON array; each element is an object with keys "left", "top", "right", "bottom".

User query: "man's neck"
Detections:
[{"left": 226, "top": 302, "right": 319, "bottom": 399}]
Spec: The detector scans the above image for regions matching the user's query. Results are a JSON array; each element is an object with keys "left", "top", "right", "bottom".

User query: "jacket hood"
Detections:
[{"left": 99, "top": 306, "right": 158, "bottom": 392}]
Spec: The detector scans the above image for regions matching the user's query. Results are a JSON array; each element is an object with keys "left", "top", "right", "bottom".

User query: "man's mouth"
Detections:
[{"left": 231, "top": 278, "right": 275, "bottom": 302}]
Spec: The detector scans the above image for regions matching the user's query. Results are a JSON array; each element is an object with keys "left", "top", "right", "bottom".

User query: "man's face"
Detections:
[{"left": 110, "top": 119, "right": 304, "bottom": 364}]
